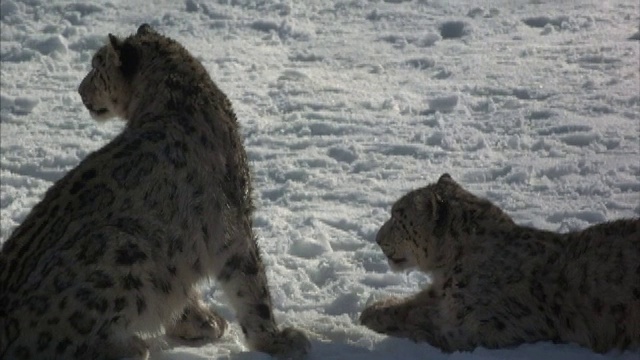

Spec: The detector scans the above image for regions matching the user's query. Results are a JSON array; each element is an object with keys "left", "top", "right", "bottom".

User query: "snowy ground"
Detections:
[{"left": 1, "top": 0, "right": 639, "bottom": 359}]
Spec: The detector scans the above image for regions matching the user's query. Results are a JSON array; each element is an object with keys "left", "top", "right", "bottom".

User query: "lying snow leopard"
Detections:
[
  {"left": 360, "top": 173, "right": 639, "bottom": 353},
  {"left": 0, "top": 24, "right": 309, "bottom": 360}
]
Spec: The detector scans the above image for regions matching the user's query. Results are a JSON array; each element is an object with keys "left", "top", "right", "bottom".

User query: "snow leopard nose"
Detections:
[
  {"left": 375, "top": 220, "right": 391, "bottom": 245},
  {"left": 78, "top": 69, "right": 94, "bottom": 100}
]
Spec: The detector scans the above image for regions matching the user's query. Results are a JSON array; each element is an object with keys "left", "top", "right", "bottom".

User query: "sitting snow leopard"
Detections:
[
  {"left": 0, "top": 24, "right": 309, "bottom": 360},
  {"left": 361, "top": 173, "right": 640, "bottom": 353}
]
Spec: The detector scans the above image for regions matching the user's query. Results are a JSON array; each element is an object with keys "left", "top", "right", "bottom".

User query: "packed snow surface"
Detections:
[{"left": 1, "top": 0, "right": 638, "bottom": 359}]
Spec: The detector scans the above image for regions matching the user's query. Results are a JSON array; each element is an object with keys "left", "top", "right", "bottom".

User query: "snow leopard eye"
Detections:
[{"left": 91, "top": 54, "right": 103, "bottom": 69}]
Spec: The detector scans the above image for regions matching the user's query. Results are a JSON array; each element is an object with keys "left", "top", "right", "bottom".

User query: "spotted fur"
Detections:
[
  {"left": 0, "top": 24, "right": 309, "bottom": 360},
  {"left": 360, "top": 173, "right": 640, "bottom": 353}
]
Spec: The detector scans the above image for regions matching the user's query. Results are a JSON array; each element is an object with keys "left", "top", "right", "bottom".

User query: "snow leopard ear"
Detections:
[
  {"left": 107, "top": 34, "right": 122, "bottom": 66},
  {"left": 137, "top": 23, "right": 156, "bottom": 36},
  {"left": 436, "top": 173, "right": 462, "bottom": 194},
  {"left": 108, "top": 33, "right": 120, "bottom": 48},
  {"left": 437, "top": 173, "right": 454, "bottom": 184},
  {"left": 108, "top": 34, "right": 140, "bottom": 79},
  {"left": 432, "top": 192, "right": 451, "bottom": 238}
]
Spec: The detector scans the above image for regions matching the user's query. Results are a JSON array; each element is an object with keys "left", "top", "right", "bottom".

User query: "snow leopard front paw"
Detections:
[
  {"left": 165, "top": 302, "right": 227, "bottom": 342},
  {"left": 359, "top": 297, "right": 405, "bottom": 334},
  {"left": 257, "top": 327, "right": 311, "bottom": 360}
]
